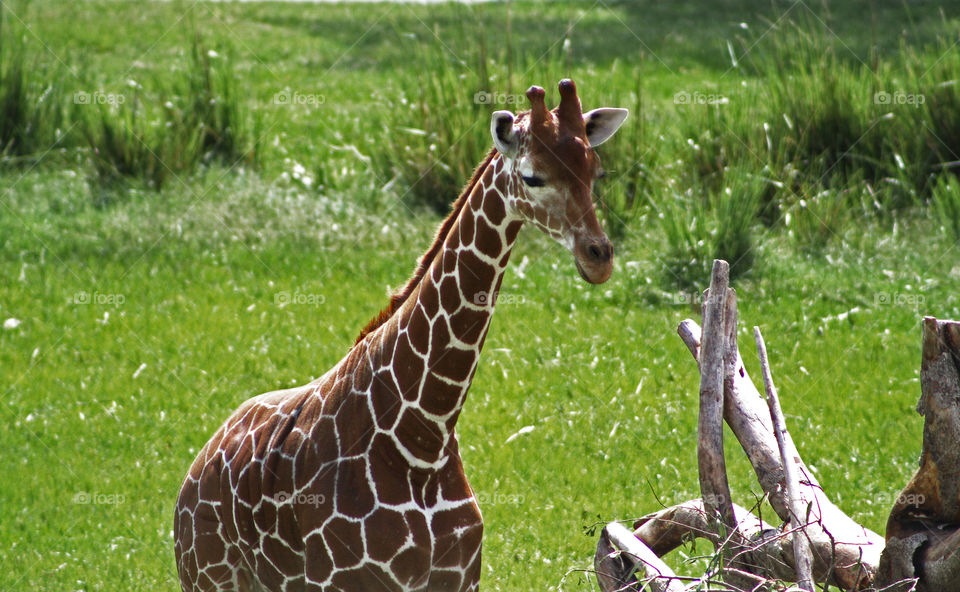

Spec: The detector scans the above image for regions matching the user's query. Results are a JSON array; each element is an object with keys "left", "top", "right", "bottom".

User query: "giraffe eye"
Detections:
[{"left": 521, "top": 175, "right": 545, "bottom": 188}]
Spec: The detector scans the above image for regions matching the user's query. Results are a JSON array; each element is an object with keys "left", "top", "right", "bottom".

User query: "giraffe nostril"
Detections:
[{"left": 587, "top": 242, "right": 612, "bottom": 263}]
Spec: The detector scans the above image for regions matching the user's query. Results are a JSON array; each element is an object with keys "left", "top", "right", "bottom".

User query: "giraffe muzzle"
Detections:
[{"left": 574, "top": 237, "right": 614, "bottom": 284}]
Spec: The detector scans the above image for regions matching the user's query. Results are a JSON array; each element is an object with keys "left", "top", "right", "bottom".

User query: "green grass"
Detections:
[
  {"left": 0, "top": 3, "right": 68, "bottom": 164},
  {"left": 2, "top": 164, "right": 951, "bottom": 590},
  {"left": 2, "top": 1, "right": 960, "bottom": 590}
]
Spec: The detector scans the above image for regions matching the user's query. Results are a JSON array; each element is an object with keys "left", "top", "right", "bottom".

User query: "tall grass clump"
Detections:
[
  {"left": 182, "top": 37, "right": 260, "bottom": 168},
  {"left": 0, "top": 3, "right": 67, "bottom": 164},
  {"left": 373, "top": 27, "right": 493, "bottom": 212},
  {"left": 79, "top": 88, "right": 199, "bottom": 195},
  {"left": 80, "top": 36, "right": 258, "bottom": 196},
  {"left": 740, "top": 17, "right": 960, "bottom": 217},
  {"left": 586, "top": 68, "right": 660, "bottom": 242},
  {"left": 656, "top": 168, "right": 766, "bottom": 290},
  {"left": 371, "top": 3, "right": 582, "bottom": 212},
  {"left": 911, "top": 32, "right": 960, "bottom": 189},
  {"left": 757, "top": 28, "right": 876, "bottom": 182},
  {"left": 645, "top": 15, "right": 960, "bottom": 260}
]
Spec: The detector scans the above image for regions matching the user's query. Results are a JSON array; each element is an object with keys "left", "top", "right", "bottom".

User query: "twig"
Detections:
[{"left": 754, "top": 326, "right": 814, "bottom": 591}]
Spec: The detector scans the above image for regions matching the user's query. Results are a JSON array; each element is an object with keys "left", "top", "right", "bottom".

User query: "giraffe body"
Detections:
[{"left": 175, "top": 80, "right": 627, "bottom": 592}]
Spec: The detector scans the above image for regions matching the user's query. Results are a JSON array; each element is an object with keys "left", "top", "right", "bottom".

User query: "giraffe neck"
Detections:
[{"left": 373, "top": 153, "right": 523, "bottom": 469}]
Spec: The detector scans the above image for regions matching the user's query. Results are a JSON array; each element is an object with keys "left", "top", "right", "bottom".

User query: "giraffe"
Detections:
[{"left": 174, "top": 79, "right": 627, "bottom": 592}]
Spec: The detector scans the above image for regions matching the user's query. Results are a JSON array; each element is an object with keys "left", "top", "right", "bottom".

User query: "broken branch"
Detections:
[
  {"left": 697, "top": 260, "right": 738, "bottom": 536},
  {"left": 755, "top": 326, "right": 814, "bottom": 592}
]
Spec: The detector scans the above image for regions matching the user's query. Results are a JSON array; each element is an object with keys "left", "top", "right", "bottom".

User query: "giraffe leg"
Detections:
[
  {"left": 186, "top": 516, "right": 243, "bottom": 591},
  {"left": 175, "top": 483, "right": 204, "bottom": 592},
  {"left": 428, "top": 522, "right": 482, "bottom": 592},
  {"left": 462, "top": 542, "right": 482, "bottom": 592},
  {"left": 176, "top": 489, "right": 256, "bottom": 592}
]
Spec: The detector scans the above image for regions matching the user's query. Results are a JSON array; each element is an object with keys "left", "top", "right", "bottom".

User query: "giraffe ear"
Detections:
[
  {"left": 490, "top": 111, "right": 519, "bottom": 157},
  {"left": 583, "top": 108, "right": 628, "bottom": 147}
]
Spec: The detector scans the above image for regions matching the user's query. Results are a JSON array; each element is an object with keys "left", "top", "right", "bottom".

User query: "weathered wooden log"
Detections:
[
  {"left": 632, "top": 499, "right": 795, "bottom": 581},
  {"left": 678, "top": 318, "right": 806, "bottom": 517},
  {"left": 594, "top": 528, "right": 640, "bottom": 592},
  {"left": 697, "top": 260, "right": 738, "bottom": 537},
  {"left": 877, "top": 317, "right": 960, "bottom": 591},
  {"left": 678, "top": 320, "right": 884, "bottom": 589},
  {"left": 595, "top": 522, "right": 686, "bottom": 592},
  {"left": 593, "top": 261, "right": 960, "bottom": 591},
  {"left": 596, "top": 499, "right": 802, "bottom": 590}
]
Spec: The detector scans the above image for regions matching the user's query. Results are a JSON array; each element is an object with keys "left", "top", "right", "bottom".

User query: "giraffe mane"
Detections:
[{"left": 354, "top": 147, "right": 499, "bottom": 345}]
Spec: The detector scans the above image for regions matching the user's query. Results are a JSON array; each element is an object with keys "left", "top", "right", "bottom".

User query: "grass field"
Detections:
[{"left": 2, "top": 1, "right": 960, "bottom": 590}]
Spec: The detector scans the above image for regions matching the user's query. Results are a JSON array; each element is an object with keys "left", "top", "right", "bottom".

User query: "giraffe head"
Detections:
[{"left": 489, "top": 79, "right": 627, "bottom": 284}]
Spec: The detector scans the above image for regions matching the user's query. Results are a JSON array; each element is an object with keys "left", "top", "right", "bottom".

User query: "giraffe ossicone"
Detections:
[{"left": 175, "top": 79, "right": 627, "bottom": 592}]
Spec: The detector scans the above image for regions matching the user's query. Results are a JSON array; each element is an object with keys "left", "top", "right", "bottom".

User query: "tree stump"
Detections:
[{"left": 878, "top": 317, "right": 960, "bottom": 591}]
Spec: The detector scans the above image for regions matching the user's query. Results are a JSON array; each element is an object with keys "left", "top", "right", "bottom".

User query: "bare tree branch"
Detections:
[
  {"left": 697, "top": 260, "right": 738, "bottom": 537},
  {"left": 678, "top": 319, "right": 811, "bottom": 517},
  {"left": 595, "top": 262, "right": 960, "bottom": 592},
  {"left": 754, "top": 326, "right": 814, "bottom": 591},
  {"left": 629, "top": 499, "right": 820, "bottom": 584},
  {"left": 596, "top": 522, "right": 686, "bottom": 592},
  {"left": 677, "top": 321, "right": 883, "bottom": 589}
]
